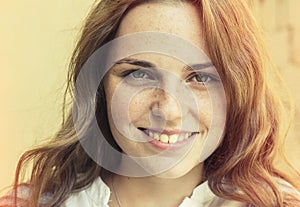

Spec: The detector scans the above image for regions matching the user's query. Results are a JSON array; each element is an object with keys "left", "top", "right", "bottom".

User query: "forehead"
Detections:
[{"left": 115, "top": 1, "right": 207, "bottom": 53}]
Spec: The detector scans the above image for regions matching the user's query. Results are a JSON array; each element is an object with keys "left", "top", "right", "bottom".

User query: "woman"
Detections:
[{"left": 1, "top": 0, "right": 300, "bottom": 206}]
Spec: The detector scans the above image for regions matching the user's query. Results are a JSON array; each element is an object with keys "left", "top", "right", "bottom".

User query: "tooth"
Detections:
[
  {"left": 149, "top": 130, "right": 154, "bottom": 138},
  {"left": 159, "top": 134, "right": 169, "bottom": 143},
  {"left": 184, "top": 133, "right": 189, "bottom": 139},
  {"left": 153, "top": 132, "right": 160, "bottom": 140},
  {"left": 169, "top": 134, "right": 178, "bottom": 143},
  {"left": 178, "top": 134, "right": 185, "bottom": 141}
]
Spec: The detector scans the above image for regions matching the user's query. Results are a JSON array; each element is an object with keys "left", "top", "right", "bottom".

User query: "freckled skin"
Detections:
[{"left": 104, "top": 2, "right": 226, "bottom": 178}]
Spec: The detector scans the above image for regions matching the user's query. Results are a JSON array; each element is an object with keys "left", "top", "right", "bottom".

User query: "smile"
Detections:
[{"left": 138, "top": 128, "right": 199, "bottom": 150}]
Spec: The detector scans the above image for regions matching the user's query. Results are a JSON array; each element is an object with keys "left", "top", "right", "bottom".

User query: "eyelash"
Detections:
[
  {"left": 187, "top": 73, "right": 216, "bottom": 84},
  {"left": 122, "top": 69, "right": 217, "bottom": 84},
  {"left": 122, "top": 69, "right": 154, "bottom": 80}
]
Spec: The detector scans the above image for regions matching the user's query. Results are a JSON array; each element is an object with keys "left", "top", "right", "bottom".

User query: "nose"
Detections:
[
  {"left": 150, "top": 80, "right": 190, "bottom": 123},
  {"left": 150, "top": 90, "right": 182, "bottom": 122}
]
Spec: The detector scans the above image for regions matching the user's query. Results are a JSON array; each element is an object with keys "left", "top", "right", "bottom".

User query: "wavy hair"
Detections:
[{"left": 4, "top": 0, "right": 300, "bottom": 206}]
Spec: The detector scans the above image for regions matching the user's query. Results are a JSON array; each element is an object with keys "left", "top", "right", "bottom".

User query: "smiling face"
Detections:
[{"left": 103, "top": 1, "right": 226, "bottom": 178}]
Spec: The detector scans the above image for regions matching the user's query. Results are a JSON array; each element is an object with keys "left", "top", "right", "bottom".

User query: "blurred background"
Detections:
[
  {"left": 0, "top": 0, "right": 299, "bottom": 194},
  {"left": 251, "top": 0, "right": 300, "bottom": 173}
]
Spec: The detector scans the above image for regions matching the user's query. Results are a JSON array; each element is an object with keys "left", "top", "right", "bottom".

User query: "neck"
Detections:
[{"left": 107, "top": 163, "right": 204, "bottom": 207}]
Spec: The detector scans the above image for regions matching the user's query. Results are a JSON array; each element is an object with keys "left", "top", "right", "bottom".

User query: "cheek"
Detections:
[
  {"left": 193, "top": 90, "right": 213, "bottom": 127},
  {"left": 193, "top": 86, "right": 226, "bottom": 125},
  {"left": 128, "top": 92, "right": 151, "bottom": 123},
  {"left": 198, "top": 89, "right": 227, "bottom": 160},
  {"left": 105, "top": 80, "right": 130, "bottom": 134},
  {"left": 106, "top": 84, "right": 152, "bottom": 129}
]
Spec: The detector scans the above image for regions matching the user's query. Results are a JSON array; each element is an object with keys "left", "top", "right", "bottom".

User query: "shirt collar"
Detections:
[{"left": 86, "top": 177, "right": 216, "bottom": 206}]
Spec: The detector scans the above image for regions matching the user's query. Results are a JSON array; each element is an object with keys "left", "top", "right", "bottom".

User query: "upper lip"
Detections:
[{"left": 138, "top": 127, "right": 198, "bottom": 135}]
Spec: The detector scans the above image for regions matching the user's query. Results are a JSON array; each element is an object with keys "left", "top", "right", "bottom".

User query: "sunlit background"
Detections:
[{"left": 0, "top": 0, "right": 299, "bottom": 194}]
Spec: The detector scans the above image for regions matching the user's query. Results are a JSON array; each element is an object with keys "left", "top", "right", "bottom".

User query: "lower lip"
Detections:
[{"left": 140, "top": 131, "right": 196, "bottom": 150}]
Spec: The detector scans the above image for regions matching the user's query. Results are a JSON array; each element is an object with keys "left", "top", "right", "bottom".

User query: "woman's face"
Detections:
[{"left": 103, "top": 1, "right": 226, "bottom": 178}]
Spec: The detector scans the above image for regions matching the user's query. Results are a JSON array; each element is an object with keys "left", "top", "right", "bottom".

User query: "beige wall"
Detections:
[
  {"left": 252, "top": 0, "right": 300, "bottom": 171},
  {"left": 0, "top": 0, "right": 299, "bottom": 194},
  {"left": 0, "top": 0, "right": 94, "bottom": 194}
]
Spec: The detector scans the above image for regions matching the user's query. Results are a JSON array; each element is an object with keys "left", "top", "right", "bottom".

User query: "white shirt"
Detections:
[
  {"left": 1, "top": 177, "right": 298, "bottom": 206},
  {"left": 60, "top": 177, "right": 248, "bottom": 207}
]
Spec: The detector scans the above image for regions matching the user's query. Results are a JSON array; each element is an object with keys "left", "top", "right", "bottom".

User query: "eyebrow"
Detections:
[
  {"left": 115, "top": 58, "right": 213, "bottom": 71},
  {"left": 115, "top": 58, "right": 156, "bottom": 68},
  {"left": 184, "top": 62, "right": 214, "bottom": 71}
]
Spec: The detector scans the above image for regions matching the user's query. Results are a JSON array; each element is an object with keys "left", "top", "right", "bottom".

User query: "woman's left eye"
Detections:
[{"left": 187, "top": 73, "right": 214, "bottom": 84}]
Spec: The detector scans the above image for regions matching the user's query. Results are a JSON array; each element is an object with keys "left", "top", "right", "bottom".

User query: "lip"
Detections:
[
  {"left": 144, "top": 128, "right": 193, "bottom": 135},
  {"left": 138, "top": 128, "right": 198, "bottom": 150}
]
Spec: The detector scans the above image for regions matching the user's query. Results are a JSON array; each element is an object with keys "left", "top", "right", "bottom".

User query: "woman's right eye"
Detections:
[{"left": 126, "top": 69, "right": 154, "bottom": 80}]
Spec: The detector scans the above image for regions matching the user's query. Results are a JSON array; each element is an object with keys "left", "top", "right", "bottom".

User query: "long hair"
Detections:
[{"left": 5, "top": 0, "right": 300, "bottom": 206}]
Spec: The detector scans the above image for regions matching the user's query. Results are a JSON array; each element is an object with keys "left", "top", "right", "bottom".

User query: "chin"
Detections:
[{"left": 154, "top": 162, "right": 201, "bottom": 179}]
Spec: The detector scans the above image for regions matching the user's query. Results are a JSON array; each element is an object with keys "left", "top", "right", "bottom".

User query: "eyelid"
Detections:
[
  {"left": 121, "top": 68, "right": 157, "bottom": 81},
  {"left": 120, "top": 69, "right": 138, "bottom": 77},
  {"left": 187, "top": 72, "right": 220, "bottom": 82}
]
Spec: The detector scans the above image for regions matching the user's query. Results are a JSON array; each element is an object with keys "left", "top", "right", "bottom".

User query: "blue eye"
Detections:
[{"left": 128, "top": 69, "right": 154, "bottom": 80}]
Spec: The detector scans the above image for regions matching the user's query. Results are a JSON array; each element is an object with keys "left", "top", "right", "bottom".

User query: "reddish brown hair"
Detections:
[{"left": 3, "top": 0, "right": 300, "bottom": 206}]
